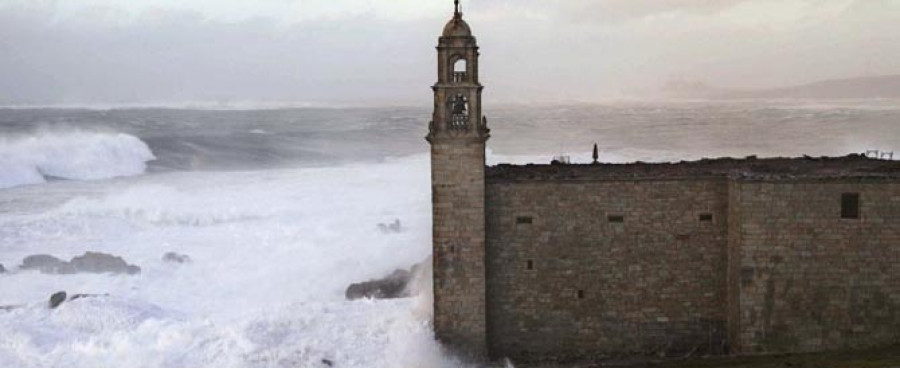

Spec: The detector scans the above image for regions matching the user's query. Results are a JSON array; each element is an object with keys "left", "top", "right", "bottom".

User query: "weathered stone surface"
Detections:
[
  {"left": 485, "top": 179, "right": 730, "bottom": 360},
  {"left": 49, "top": 291, "right": 67, "bottom": 309},
  {"left": 428, "top": 7, "right": 491, "bottom": 359},
  {"left": 487, "top": 155, "right": 900, "bottom": 182},
  {"left": 474, "top": 175, "right": 900, "bottom": 362},
  {"left": 162, "top": 252, "right": 191, "bottom": 264},
  {"left": 425, "top": 3, "right": 900, "bottom": 363},
  {"left": 730, "top": 181, "right": 900, "bottom": 353}
]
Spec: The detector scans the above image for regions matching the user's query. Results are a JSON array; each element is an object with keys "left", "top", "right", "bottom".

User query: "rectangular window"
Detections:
[
  {"left": 577, "top": 290, "right": 585, "bottom": 299},
  {"left": 516, "top": 216, "right": 533, "bottom": 225},
  {"left": 842, "top": 193, "right": 860, "bottom": 219},
  {"left": 699, "top": 213, "right": 713, "bottom": 222},
  {"left": 608, "top": 215, "right": 624, "bottom": 223},
  {"left": 526, "top": 260, "right": 534, "bottom": 270}
]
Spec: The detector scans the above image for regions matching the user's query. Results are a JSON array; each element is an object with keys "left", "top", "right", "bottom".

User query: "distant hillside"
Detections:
[{"left": 664, "top": 75, "right": 900, "bottom": 100}]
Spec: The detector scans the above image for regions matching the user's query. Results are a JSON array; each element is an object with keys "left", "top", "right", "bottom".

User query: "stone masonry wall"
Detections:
[
  {"left": 484, "top": 178, "right": 730, "bottom": 361},
  {"left": 431, "top": 140, "right": 488, "bottom": 357},
  {"left": 733, "top": 180, "right": 900, "bottom": 353}
]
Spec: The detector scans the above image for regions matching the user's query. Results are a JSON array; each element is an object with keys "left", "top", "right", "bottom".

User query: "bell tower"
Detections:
[{"left": 427, "top": 0, "right": 490, "bottom": 358}]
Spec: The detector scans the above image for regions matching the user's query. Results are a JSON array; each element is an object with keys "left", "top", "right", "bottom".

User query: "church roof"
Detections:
[{"left": 487, "top": 155, "right": 900, "bottom": 182}]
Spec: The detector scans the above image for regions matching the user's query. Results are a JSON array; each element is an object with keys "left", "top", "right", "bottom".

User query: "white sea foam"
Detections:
[
  {"left": 0, "top": 154, "right": 471, "bottom": 368},
  {"left": 0, "top": 131, "right": 155, "bottom": 189}
]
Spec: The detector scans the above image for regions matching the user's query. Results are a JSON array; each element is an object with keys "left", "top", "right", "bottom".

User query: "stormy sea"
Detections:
[{"left": 0, "top": 101, "right": 898, "bottom": 368}]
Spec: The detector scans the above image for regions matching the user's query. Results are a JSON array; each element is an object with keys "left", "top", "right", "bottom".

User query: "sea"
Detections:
[{"left": 0, "top": 100, "right": 898, "bottom": 367}]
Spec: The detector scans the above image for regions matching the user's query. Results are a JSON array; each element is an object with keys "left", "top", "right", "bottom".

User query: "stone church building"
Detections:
[{"left": 428, "top": 2, "right": 900, "bottom": 363}]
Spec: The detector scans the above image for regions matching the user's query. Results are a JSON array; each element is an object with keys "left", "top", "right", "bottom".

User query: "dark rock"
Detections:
[
  {"left": 321, "top": 359, "right": 334, "bottom": 367},
  {"left": 70, "top": 293, "right": 108, "bottom": 301},
  {"left": 346, "top": 269, "right": 411, "bottom": 300},
  {"left": 345, "top": 257, "right": 432, "bottom": 301},
  {"left": 0, "top": 263, "right": 5, "bottom": 274},
  {"left": 70, "top": 252, "right": 141, "bottom": 275},
  {"left": 49, "top": 291, "right": 67, "bottom": 309},
  {"left": 21, "top": 252, "right": 140, "bottom": 275},
  {"left": 20, "top": 254, "right": 76, "bottom": 274},
  {"left": 162, "top": 252, "right": 191, "bottom": 264}
]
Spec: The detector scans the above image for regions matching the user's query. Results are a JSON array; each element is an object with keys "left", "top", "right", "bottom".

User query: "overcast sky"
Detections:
[{"left": 1, "top": 0, "right": 898, "bottom": 106}]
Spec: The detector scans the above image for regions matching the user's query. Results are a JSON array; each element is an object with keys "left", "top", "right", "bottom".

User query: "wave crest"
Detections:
[{"left": 0, "top": 131, "right": 155, "bottom": 189}]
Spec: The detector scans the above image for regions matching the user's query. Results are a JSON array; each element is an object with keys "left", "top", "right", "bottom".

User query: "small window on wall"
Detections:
[
  {"left": 516, "top": 216, "right": 533, "bottom": 225},
  {"left": 526, "top": 260, "right": 534, "bottom": 270},
  {"left": 608, "top": 215, "right": 624, "bottom": 223},
  {"left": 699, "top": 213, "right": 714, "bottom": 222},
  {"left": 577, "top": 290, "right": 585, "bottom": 299},
  {"left": 842, "top": 193, "right": 860, "bottom": 219}
]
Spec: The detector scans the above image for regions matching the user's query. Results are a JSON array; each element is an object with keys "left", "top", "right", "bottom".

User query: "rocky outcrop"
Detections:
[
  {"left": 21, "top": 254, "right": 76, "bottom": 274},
  {"left": 20, "top": 252, "right": 140, "bottom": 275},
  {"left": 345, "top": 258, "right": 430, "bottom": 300},
  {"left": 346, "top": 270, "right": 411, "bottom": 300},
  {"left": 70, "top": 252, "right": 140, "bottom": 275}
]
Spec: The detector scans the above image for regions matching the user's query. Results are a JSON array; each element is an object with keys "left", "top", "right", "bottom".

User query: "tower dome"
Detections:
[
  {"left": 442, "top": 0, "right": 472, "bottom": 38},
  {"left": 442, "top": 16, "right": 472, "bottom": 37}
]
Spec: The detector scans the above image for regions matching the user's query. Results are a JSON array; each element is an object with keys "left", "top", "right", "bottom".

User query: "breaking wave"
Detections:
[{"left": 0, "top": 131, "right": 155, "bottom": 189}]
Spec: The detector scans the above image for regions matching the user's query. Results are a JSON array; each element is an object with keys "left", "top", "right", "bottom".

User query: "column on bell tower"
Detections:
[{"left": 427, "top": 0, "right": 490, "bottom": 359}]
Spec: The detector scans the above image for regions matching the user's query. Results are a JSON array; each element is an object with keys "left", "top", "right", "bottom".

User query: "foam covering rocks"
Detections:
[
  {"left": 376, "top": 219, "right": 403, "bottom": 234},
  {"left": 20, "top": 252, "right": 140, "bottom": 275},
  {"left": 345, "top": 258, "right": 429, "bottom": 300},
  {"left": 162, "top": 252, "right": 191, "bottom": 264}
]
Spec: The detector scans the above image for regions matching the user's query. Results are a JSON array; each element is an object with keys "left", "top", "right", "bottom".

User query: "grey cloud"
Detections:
[
  {"left": 552, "top": 0, "right": 754, "bottom": 23},
  {"left": 0, "top": 1, "right": 898, "bottom": 106},
  {"left": 0, "top": 6, "right": 437, "bottom": 105}
]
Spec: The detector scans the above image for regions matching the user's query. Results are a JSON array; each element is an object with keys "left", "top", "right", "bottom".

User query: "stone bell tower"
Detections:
[{"left": 427, "top": 0, "right": 490, "bottom": 358}]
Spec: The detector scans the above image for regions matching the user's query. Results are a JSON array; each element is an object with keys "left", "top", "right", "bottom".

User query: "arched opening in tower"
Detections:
[{"left": 452, "top": 58, "right": 467, "bottom": 83}]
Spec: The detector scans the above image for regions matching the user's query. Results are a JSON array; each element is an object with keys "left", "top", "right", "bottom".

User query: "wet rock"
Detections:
[
  {"left": 70, "top": 293, "right": 109, "bottom": 301},
  {"left": 345, "top": 257, "right": 431, "bottom": 300},
  {"left": 20, "top": 252, "right": 140, "bottom": 275},
  {"left": 346, "top": 269, "right": 411, "bottom": 300},
  {"left": 49, "top": 291, "right": 67, "bottom": 309},
  {"left": 69, "top": 252, "right": 141, "bottom": 275},
  {"left": 21, "top": 254, "right": 76, "bottom": 274},
  {"left": 162, "top": 252, "right": 191, "bottom": 264}
]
